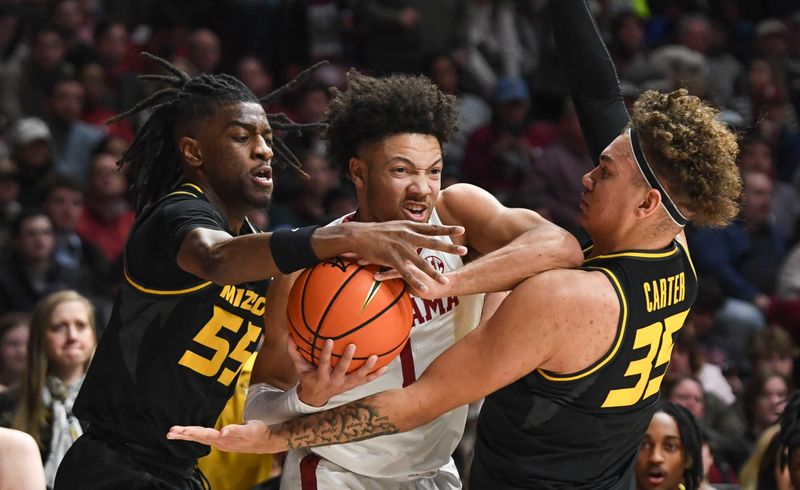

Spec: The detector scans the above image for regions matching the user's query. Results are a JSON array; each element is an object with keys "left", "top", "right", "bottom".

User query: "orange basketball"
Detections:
[{"left": 287, "top": 257, "right": 413, "bottom": 373}]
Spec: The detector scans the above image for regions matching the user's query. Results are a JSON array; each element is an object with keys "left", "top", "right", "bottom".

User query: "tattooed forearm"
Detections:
[{"left": 275, "top": 400, "right": 399, "bottom": 450}]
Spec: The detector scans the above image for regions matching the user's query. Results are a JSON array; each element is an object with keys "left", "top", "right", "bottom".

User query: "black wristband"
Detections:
[{"left": 269, "top": 226, "right": 321, "bottom": 274}]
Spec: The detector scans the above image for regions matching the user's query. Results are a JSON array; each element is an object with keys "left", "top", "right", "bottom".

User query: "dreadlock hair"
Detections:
[
  {"left": 324, "top": 70, "right": 459, "bottom": 175},
  {"left": 779, "top": 390, "right": 800, "bottom": 471},
  {"left": 654, "top": 401, "right": 704, "bottom": 490},
  {"left": 109, "top": 53, "right": 327, "bottom": 214}
]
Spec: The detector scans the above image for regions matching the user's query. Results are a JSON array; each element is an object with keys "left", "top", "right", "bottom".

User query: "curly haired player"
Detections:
[
  {"left": 170, "top": 1, "right": 742, "bottom": 488},
  {"left": 53, "top": 56, "right": 469, "bottom": 490}
]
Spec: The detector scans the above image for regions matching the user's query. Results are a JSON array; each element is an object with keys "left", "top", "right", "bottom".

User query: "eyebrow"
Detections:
[
  {"left": 224, "top": 121, "right": 273, "bottom": 136},
  {"left": 385, "top": 156, "right": 443, "bottom": 168}
]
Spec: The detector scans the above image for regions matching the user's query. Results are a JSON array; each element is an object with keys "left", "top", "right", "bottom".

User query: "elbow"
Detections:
[
  {"left": 550, "top": 230, "right": 584, "bottom": 269},
  {"left": 191, "top": 240, "right": 236, "bottom": 285}
]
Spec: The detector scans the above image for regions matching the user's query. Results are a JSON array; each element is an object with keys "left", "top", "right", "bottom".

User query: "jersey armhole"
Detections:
[{"left": 536, "top": 266, "right": 627, "bottom": 382}]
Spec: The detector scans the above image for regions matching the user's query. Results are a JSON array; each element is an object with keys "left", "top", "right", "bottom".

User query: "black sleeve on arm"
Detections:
[{"left": 549, "top": 0, "right": 631, "bottom": 164}]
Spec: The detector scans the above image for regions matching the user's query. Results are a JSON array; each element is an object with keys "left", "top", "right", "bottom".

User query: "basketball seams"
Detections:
[
  {"left": 310, "top": 263, "right": 362, "bottom": 364},
  {"left": 288, "top": 259, "right": 413, "bottom": 372},
  {"left": 320, "top": 284, "right": 409, "bottom": 341}
]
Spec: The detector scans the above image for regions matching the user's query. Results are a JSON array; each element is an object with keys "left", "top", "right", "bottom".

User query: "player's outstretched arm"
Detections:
[
  {"left": 407, "top": 184, "right": 583, "bottom": 297},
  {"left": 167, "top": 269, "right": 619, "bottom": 453},
  {"left": 549, "top": 0, "right": 630, "bottom": 163},
  {"left": 176, "top": 220, "right": 467, "bottom": 288}
]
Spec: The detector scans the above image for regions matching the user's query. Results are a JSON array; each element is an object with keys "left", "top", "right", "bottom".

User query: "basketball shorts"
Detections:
[
  {"left": 281, "top": 448, "right": 462, "bottom": 490},
  {"left": 54, "top": 432, "right": 206, "bottom": 490}
]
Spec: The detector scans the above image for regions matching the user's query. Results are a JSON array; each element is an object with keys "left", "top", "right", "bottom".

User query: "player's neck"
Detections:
[
  {"left": 589, "top": 228, "right": 675, "bottom": 257},
  {"left": 190, "top": 181, "right": 245, "bottom": 233}
]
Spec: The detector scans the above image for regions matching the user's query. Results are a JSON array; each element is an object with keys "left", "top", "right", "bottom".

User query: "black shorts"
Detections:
[{"left": 54, "top": 432, "right": 207, "bottom": 490}]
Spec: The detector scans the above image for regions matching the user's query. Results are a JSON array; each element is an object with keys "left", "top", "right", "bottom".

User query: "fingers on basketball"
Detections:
[{"left": 287, "top": 258, "right": 413, "bottom": 374}]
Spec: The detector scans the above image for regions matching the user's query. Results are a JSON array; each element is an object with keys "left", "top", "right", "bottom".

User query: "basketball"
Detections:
[{"left": 287, "top": 257, "right": 413, "bottom": 373}]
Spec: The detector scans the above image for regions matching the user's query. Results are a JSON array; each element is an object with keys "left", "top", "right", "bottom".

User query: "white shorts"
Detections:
[{"left": 280, "top": 448, "right": 462, "bottom": 490}]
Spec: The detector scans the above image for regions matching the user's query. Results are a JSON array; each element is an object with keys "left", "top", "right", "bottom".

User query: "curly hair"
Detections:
[
  {"left": 631, "top": 89, "right": 742, "bottom": 227},
  {"left": 324, "top": 70, "right": 459, "bottom": 174}
]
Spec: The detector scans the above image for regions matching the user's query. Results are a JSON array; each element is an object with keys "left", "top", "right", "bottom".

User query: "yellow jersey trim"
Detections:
[
  {"left": 166, "top": 190, "right": 198, "bottom": 198},
  {"left": 584, "top": 245, "right": 678, "bottom": 263},
  {"left": 124, "top": 269, "right": 213, "bottom": 295},
  {"left": 182, "top": 182, "right": 204, "bottom": 194},
  {"left": 537, "top": 266, "right": 628, "bottom": 382}
]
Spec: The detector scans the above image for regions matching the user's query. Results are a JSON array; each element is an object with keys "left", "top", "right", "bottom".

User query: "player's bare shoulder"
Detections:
[
  {"left": 435, "top": 183, "right": 498, "bottom": 225},
  {"left": 525, "top": 268, "right": 621, "bottom": 375}
]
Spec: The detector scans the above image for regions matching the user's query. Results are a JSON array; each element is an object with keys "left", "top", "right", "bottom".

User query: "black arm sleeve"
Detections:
[{"left": 549, "top": 0, "right": 631, "bottom": 164}]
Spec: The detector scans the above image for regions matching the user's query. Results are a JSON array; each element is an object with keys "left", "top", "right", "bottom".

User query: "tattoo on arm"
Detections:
[{"left": 278, "top": 401, "right": 399, "bottom": 450}]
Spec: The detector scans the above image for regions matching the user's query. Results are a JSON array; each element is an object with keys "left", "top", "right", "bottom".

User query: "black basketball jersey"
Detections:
[
  {"left": 73, "top": 183, "right": 268, "bottom": 466},
  {"left": 470, "top": 240, "right": 698, "bottom": 489}
]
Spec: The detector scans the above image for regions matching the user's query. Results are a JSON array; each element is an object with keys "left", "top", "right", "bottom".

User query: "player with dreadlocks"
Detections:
[
  {"left": 635, "top": 402, "right": 703, "bottom": 490},
  {"left": 54, "top": 55, "right": 467, "bottom": 490}
]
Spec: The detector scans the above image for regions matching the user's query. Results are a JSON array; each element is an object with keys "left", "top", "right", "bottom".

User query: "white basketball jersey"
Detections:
[{"left": 309, "top": 209, "right": 485, "bottom": 478}]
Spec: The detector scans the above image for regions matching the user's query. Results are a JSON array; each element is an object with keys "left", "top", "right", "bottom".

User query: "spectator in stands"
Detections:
[
  {"left": 730, "top": 371, "right": 791, "bottom": 471},
  {"left": 755, "top": 19, "right": 789, "bottom": 60},
  {"left": 608, "top": 9, "right": 653, "bottom": 85},
  {"left": 635, "top": 402, "right": 704, "bottom": 490},
  {"left": 183, "top": 28, "right": 222, "bottom": 76},
  {"left": 11, "top": 290, "right": 95, "bottom": 488},
  {"left": 75, "top": 152, "right": 133, "bottom": 265},
  {"left": 41, "top": 175, "right": 112, "bottom": 296},
  {"left": 0, "top": 6, "right": 25, "bottom": 69},
  {"left": 668, "top": 328, "right": 736, "bottom": 406},
  {"left": 0, "top": 209, "right": 81, "bottom": 312},
  {"left": 682, "top": 278, "right": 739, "bottom": 390},
  {"left": 427, "top": 53, "right": 491, "bottom": 172},
  {"left": 92, "top": 20, "right": 142, "bottom": 115},
  {"left": 748, "top": 327, "right": 796, "bottom": 385},
  {"left": 282, "top": 80, "right": 330, "bottom": 153},
  {"left": 7, "top": 117, "right": 56, "bottom": 207},
  {"left": 45, "top": 76, "right": 105, "bottom": 183},
  {"left": 524, "top": 100, "right": 593, "bottom": 236},
  {"left": 738, "top": 137, "right": 800, "bottom": 242},
  {"left": 0, "top": 159, "right": 21, "bottom": 251},
  {"left": 354, "top": 0, "right": 467, "bottom": 76},
  {"left": 52, "top": 0, "right": 91, "bottom": 56},
  {"left": 0, "top": 25, "right": 71, "bottom": 122},
  {"left": 463, "top": 0, "right": 526, "bottom": 96},
  {"left": 236, "top": 55, "right": 273, "bottom": 99},
  {"left": 738, "top": 425, "right": 789, "bottom": 490},
  {"left": 270, "top": 150, "right": 339, "bottom": 229},
  {"left": 665, "top": 375, "right": 746, "bottom": 457},
  {"left": 677, "top": 14, "right": 742, "bottom": 106},
  {"left": 689, "top": 170, "right": 785, "bottom": 371},
  {"left": 0, "top": 312, "right": 28, "bottom": 394},
  {"left": 78, "top": 59, "right": 134, "bottom": 143},
  {"left": 463, "top": 75, "right": 556, "bottom": 203}
]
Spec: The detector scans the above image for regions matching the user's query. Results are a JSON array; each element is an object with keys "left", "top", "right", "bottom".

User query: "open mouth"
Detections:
[
  {"left": 402, "top": 202, "right": 428, "bottom": 221},
  {"left": 645, "top": 467, "right": 666, "bottom": 486},
  {"left": 252, "top": 166, "right": 272, "bottom": 187}
]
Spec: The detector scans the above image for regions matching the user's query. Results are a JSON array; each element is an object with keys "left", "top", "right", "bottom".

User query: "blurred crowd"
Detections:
[{"left": 0, "top": 0, "right": 798, "bottom": 488}]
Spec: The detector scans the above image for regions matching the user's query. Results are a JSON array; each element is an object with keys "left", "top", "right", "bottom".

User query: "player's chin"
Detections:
[{"left": 245, "top": 189, "right": 272, "bottom": 208}]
